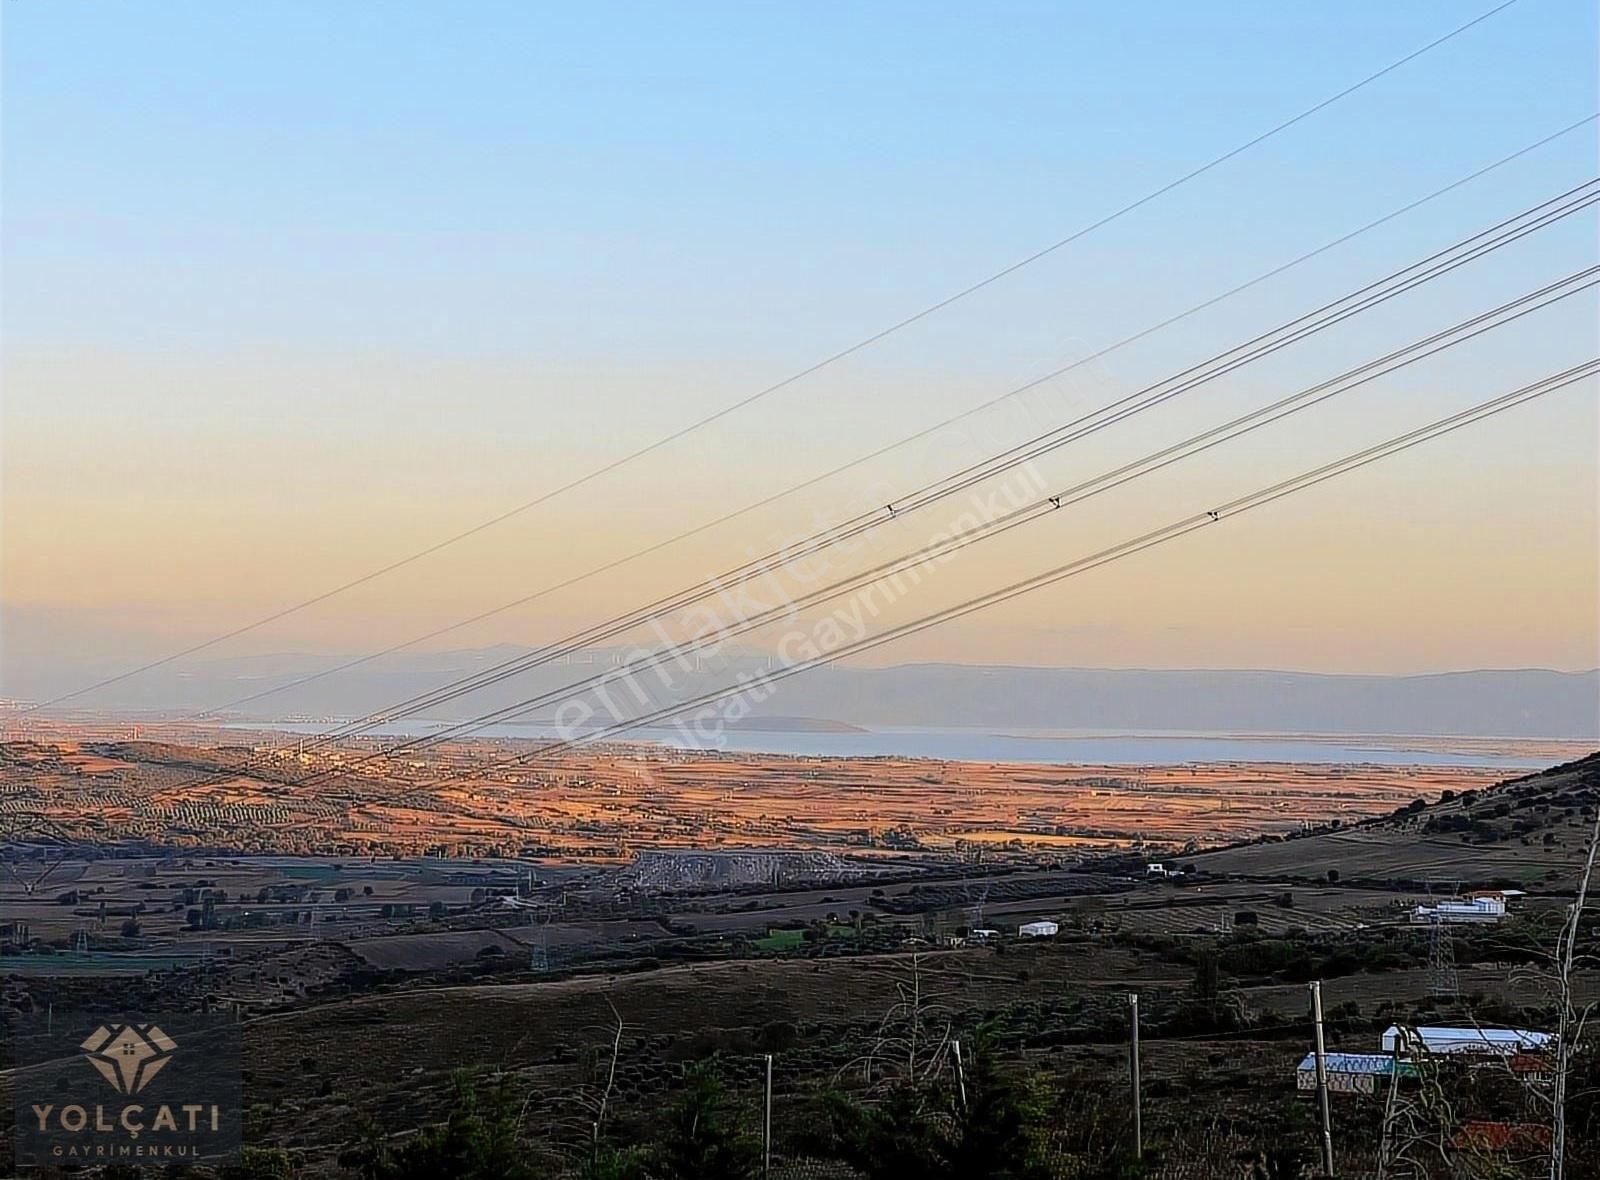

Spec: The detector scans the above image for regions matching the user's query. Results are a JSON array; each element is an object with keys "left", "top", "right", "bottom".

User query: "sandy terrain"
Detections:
[{"left": 0, "top": 728, "right": 1531, "bottom": 858}]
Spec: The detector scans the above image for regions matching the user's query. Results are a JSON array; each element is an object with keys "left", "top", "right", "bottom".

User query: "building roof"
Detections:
[
  {"left": 1296, "top": 1053, "right": 1401, "bottom": 1075},
  {"left": 1381, "top": 1026, "right": 1554, "bottom": 1054}
]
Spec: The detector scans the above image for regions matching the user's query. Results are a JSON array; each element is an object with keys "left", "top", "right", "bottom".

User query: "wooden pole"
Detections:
[
  {"left": 763, "top": 1053, "right": 773, "bottom": 1179},
  {"left": 1310, "top": 980, "right": 1336, "bottom": 1177},
  {"left": 1129, "top": 993, "right": 1142, "bottom": 1160}
]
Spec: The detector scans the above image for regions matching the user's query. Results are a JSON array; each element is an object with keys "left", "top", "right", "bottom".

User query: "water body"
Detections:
[{"left": 231, "top": 721, "right": 1559, "bottom": 769}]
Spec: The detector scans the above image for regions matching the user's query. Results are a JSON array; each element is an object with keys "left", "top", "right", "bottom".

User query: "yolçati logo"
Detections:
[{"left": 80, "top": 1025, "right": 178, "bottom": 1096}]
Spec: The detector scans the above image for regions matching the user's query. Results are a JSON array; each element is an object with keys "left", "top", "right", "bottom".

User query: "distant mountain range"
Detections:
[{"left": 18, "top": 646, "right": 1597, "bottom": 740}]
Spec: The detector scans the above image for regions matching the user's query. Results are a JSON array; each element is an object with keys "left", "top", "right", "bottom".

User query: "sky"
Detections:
[{"left": 2, "top": 0, "right": 1598, "bottom": 709}]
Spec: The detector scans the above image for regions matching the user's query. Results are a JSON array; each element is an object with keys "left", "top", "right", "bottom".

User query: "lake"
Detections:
[{"left": 231, "top": 720, "right": 1569, "bottom": 769}]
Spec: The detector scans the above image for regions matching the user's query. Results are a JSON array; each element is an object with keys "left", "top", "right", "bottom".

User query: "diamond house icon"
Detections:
[{"left": 81, "top": 1025, "right": 178, "bottom": 1095}]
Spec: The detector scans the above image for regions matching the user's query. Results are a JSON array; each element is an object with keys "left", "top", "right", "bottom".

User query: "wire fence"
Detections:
[{"left": 629, "top": 1044, "right": 1559, "bottom": 1180}]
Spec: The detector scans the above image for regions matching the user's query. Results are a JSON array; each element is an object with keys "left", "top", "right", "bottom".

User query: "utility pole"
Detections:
[
  {"left": 1128, "top": 993, "right": 1142, "bottom": 1160},
  {"left": 1309, "top": 980, "right": 1336, "bottom": 1178},
  {"left": 763, "top": 1054, "right": 773, "bottom": 1179},
  {"left": 952, "top": 1039, "right": 968, "bottom": 1111}
]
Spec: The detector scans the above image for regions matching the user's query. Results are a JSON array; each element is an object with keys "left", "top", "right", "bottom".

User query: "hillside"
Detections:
[{"left": 1192, "top": 750, "right": 1600, "bottom": 888}]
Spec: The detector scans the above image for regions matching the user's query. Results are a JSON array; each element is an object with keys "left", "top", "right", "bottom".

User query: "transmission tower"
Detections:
[
  {"left": 967, "top": 882, "right": 990, "bottom": 932},
  {"left": 529, "top": 921, "right": 550, "bottom": 973},
  {"left": 0, "top": 812, "right": 76, "bottom": 897},
  {"left": 1423, "top": 877, "right": 1459, "bottom": 1001},
  {"left": 1426, "top": 916, "right": 1458, "bottom": 1000}
]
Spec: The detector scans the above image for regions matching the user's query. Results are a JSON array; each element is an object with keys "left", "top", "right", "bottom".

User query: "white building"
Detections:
[
  {"left": 1295, "top": 1052, "right": 1411, "bottom": 1096},
  {"left": 1018, "top": 920, "right": 1059, "bottom": 938},
  {"left": 1380, "top": 1026, "right": 1553, "bottom": 1057},
  {"left": 1410, "top": 894, "right": 1507, "bottom": 925}
]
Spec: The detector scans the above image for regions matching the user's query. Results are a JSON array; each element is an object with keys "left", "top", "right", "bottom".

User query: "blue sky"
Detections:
[
  {"left": 2, "top": 1, "right": 1597, "bottom": 694},
  {"left": 6, "top": 1, "right": 1595, "bottom": 362}
]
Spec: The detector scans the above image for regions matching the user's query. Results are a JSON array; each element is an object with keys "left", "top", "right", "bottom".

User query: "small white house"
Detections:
[
  {"left": 1295, "top": 1052, "right": 1409, "bottom": 1095},
  {"left": 969, "top": 928, "right": 1000, "bottom": 941},
  {"left": 1146, "top": 864, "right": 1168, "bottom": 878},
  {"left": 1018, "top": 920, "right": 1059, "bottom": 938}
]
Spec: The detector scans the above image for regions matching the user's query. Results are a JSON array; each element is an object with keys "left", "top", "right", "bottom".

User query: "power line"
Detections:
[
  {"left": 146, "top": 184, "right": 1596, "bottom": 800},
  {"left": 186, "top": 115, "right": 1597, "bottom": 722},
  {"left": 380, "top": 269, "right": 1600, "bottom": 754},
  {"left": 490, "top": 361, "right": 1600, "bottom": 771},
  {"left": 270, "top": 271, "right": 1600, "bottom": 783},
  {"left": 216, "top": 179, "right": 1600, "bottom": 760},
  {"left": 34, "top": 0, "right": 1525, "bottom": 711},
  {"left": 155, "top": 182, "right": 1596, "bottom": 800}
]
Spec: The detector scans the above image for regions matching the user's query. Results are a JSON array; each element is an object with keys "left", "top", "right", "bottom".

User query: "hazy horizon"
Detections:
[{"left": 6, "top": 644, "right": 1595, "bottom": 743}]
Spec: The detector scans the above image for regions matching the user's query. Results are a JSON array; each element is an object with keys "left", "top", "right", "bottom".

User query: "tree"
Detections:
[
  {"left": 573, "top": 1144, "right": 647, "bottom": 1180},
  {"left": 217, "top": 1147, "right": 299, "bottom": 1179},
  {"left": 942, "top": 1044, "right": 1057, "bottom": 1179},
  {"left": 650, "top": 1064, "right": 761, "bottom": 1180},
  {"left": 120, "top": 917, "right": 141, "bottom": 938},
  {"left": 1239, "top": 1096, "right": 1319, "bottom": 1180},
  {"left": 341, "top": 1074, "right": 540, "bottom": 1180},
  {"left": 1191, "top": 944, "right": 1221, "bottom": 1007},
  {"left": 818, "top": 1040, "right": 1059, "bottom": 1180}
]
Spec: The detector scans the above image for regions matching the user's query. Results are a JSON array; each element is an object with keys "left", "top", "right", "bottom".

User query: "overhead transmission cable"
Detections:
[
  {"left": 187, "top": 114, "right": 1597, "bottom": 722},
  {"left": 475, "top": 361, "right": 1600, "bottom": 773},
  {"left": 275, "top": 269, "right": 1600, "bottom": 783},
  {"left": 155, "top": 183, "right": 1596, "bottom": 799},
  {"left": 239, "top": 180, "right": 1600, "bottom": 760},
  {"left": 163, "top": 181, "right": 1599, "bottom": 804},
  {"left": 242, "top": 275, "right": 1596, "bottom": 797},
  {"left": 33, "top": 0, "right": 1524, "bottom": 711}
]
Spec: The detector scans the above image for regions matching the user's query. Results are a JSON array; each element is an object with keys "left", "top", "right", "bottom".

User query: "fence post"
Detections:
[
  {"left": 1128, "top": 992, "right": 1142, "bottom": 1160},
  {"left": 763, "top": 1053, "right": 773, "bottom": 1179},
  {"left": 952, "top": 1038, "right": 968, "bottom": 1110}
]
